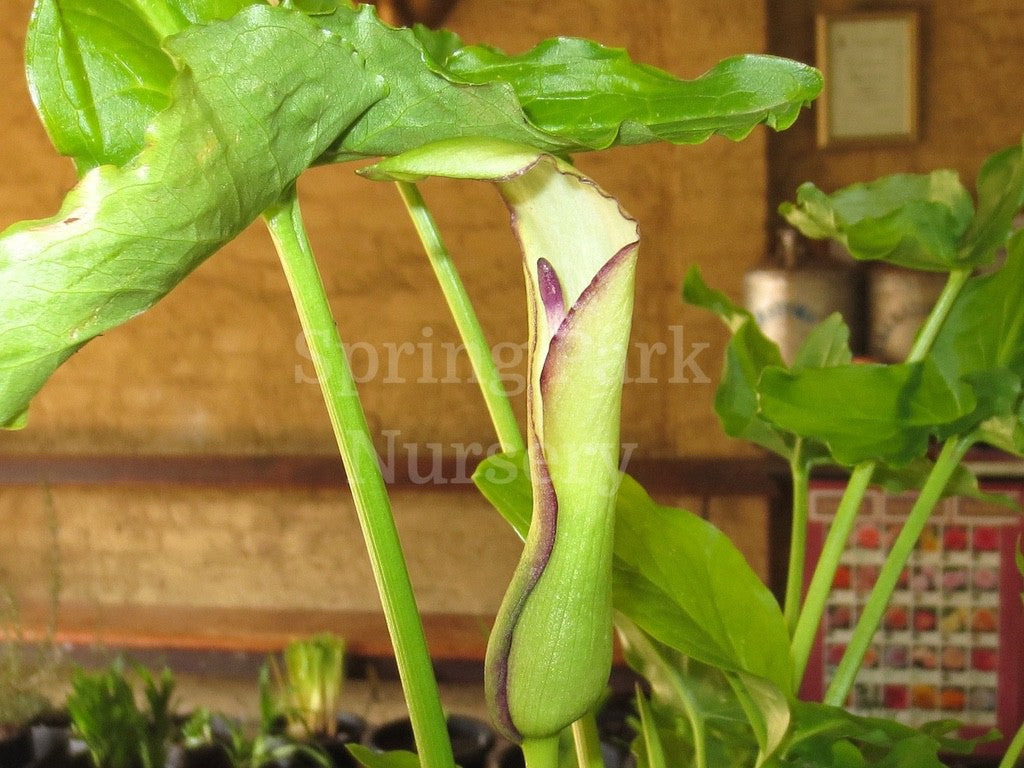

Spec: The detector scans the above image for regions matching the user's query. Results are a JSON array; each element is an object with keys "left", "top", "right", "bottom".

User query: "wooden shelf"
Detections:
[
  {"left": 3, "top": 452, "right": 791, "bottom": 660},
  {"left": 0, "top": 453, "right": 789, "bottom": 495},
  {"left": 18, "top": 602, "right": 492, "bottom": 662}
]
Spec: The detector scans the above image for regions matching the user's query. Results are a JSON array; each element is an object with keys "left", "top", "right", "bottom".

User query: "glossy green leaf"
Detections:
[
  {"left": 0, "top": 6, "right": 384, "bottom": 428},
  {"left": 315, "top": 5, "right": 821, "bottom": 160},
  {"left": 758, "top": 359, "right": 973, "bottom": 466},
  {"left": 473, "top": 451, "right": 793, "bottom": 693},
  {"left": 609, "top": 472, "right": 792, "bottom": 692},
  {"left": 25, "top": 0, "right": 258, "bottom": 171},
  {"left": 779, "top": 171, "right": 974, "bottom": 271},
  {"left": 780, "top": 141, "right": 1024, "bottom": 272},
  {"left": 436, "top": 45, "right": 823, "bottom": 148},
  {"left": 959, "top": 138, "right": 1024, "bottom": 264},
  {"left": 930, "top": 231, "right": 1024, "bottom": 447}
]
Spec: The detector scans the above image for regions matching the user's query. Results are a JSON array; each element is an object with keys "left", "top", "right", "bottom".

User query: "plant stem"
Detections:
[
  {"left": 790, "top": 266, "right": 973, "bottom": 690},
  {"left": 790, "top": 461, "right": 874, "bottom": 687},
  {"left": 783, "top": 440, "right": 810, "bottom": 637},
  {"left": 998, "top": 718, "right": 1024, "bottom": 768},
  {"left": 825, "top": 436, "right": 973, "bottom": 706},
  {"left": 522, "top": 736, "right": 560, "bottom": 768},
  {"left": 571, "top": 713, "right": 606, "bottom": 768},
  {"left": 263, "top": 191, "right": 455, "bottom": 768},
  {"left": 395, "top": 181, "right": 525, "bottom": 455},
  {"left": 905, "top": 267, "right": 971, "bottom": 363}
]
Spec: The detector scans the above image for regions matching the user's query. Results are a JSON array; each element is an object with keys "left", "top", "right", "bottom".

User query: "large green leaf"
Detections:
[
  {"left": 779, "top": 171, "right": 975, "bottom": 271},
  {"left": 613, "top": 473, "right": 792, "bottom": 692},
  {"left": 758, "top": 359, "right": 974, "bottom": 467},
  {"left": 473, "top": 451, "right": 794, "bottom": 693},
  {"left": 930, "top": 230, "right": 1024, "bottom": 451},
  {"left": 779, "top": 140, "right": 1024, "bottom": 272},
  {"left": 316, "top": 4, "right": 822, "bottom": 160},
  {"left": 434, "top": 44, "right": 822, "bottom": 148},
  {"left": 9, "top": 1, "right": 821, "bottom": 428},
  {"left": 26, "top": 0, "right": 258, "bottom": 171},
  {"left": 0, "top": 5, "right": 384, "bottom": 428}
]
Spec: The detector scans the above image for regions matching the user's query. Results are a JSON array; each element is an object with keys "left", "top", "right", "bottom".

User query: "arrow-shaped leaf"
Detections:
[{"left": 0, "top": 5, "right": 384, "bottom": 428}]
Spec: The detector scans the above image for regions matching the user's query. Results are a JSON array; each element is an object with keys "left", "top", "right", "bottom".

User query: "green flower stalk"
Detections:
[{"left": 364, "top": 138, "right": 640, "bottom": 744}]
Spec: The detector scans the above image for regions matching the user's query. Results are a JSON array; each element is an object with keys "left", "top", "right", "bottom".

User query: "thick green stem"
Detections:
[
  {"left": 571, "top": 714, "right": 606, "bottom": 768},
  {"left": 825, "top": 436, "right": 973, "bottom": 705},
  {"left": 263, "top": 192, "right": 455, "bottom": 768},
  {"left": 783, "top": 440, "right": 811, "bottom": 637},
  {"left": 522, "top": 736, "right": 561, "bottom": 768},
  {"left": 395, "top": 181, "right": 525, "bottom": 455},
  {"left": 790, "top": 461, "right": 874, "bottom": 686}
]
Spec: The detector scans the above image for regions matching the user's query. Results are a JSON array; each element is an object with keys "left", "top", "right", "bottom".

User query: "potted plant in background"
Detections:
[
  {"left": 4, "top": 1, "right": 1022, "bottom": 767},
  {"left": 0, "top": 490, "right": 65, "bottom": 768},
  {"left": 268, "top": 633, "right": 366, "bottom": 767},
  {"left": 0, "top": 639, "right": 53, "bottom": 768},
  {"left": 64, "top": 659, "right": 176, "bottom": 768}
]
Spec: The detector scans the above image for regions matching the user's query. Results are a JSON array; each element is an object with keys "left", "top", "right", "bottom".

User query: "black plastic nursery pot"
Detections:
[
  {"left": 290, "top": 712, "right": 368, "bottom": 768},
  {"left": 0, "top": 713, "right": 74, "bottom": 768},
  {"left": 0, "top": 726, "right": 34, "bottom": 768},
  {"left": 365, "top": 714, "right": 495, "bottom": 768}
]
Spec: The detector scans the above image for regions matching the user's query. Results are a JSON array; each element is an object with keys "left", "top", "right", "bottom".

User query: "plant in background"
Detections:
[
  {"left": 0, "top": 485, "right": 63, "bottom": 740},
  {"left": 0, "top": 616, "right": 51, "bottom": 738},
  {"left": 66, "top": 659, "right": 176, "bottom": 768},
  {"left": 182, "top": 696, "right": 331, "bottom": 768},
  {"left": 271, "top": 632, "right": 348, "bottom": 739}
]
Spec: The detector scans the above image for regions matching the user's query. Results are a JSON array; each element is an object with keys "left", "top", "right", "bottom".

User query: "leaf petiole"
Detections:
[
  {"left": 782, "top": 439, "right": 811, "bottom": 636},
  {"left": 395, "top": 181, "right": 525, "bottom": 455},
  {"left": 790, "top": 460, "right": 874, "bottom": 686},
  {"left": 263, "top": 190, "right": 455, "bottom": 768},
  {"left": 825, "top": 435, "right": 973, "bottom": 705}
]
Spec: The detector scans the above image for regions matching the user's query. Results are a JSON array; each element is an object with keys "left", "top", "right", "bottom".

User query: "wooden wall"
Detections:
[{"left": 768, "top": 0, "right": 1024, "bottom": 220}]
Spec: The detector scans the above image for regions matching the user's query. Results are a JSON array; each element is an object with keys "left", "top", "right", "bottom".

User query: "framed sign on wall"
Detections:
[{"left": 815, "top": 10, "right": 921, "bottom": 148}]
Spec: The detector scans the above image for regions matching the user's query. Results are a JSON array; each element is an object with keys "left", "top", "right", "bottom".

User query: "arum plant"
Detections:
[
  {"left": 365, "top": 138, "right": 640, "bottom": 764},
  {"left": 0, "top": 1, "right": 825, "bottom": 767}
]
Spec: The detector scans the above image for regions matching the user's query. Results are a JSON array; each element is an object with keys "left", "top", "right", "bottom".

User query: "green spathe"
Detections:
[{"left": 368, "top": 138, "right": 640, "bottom": 741}]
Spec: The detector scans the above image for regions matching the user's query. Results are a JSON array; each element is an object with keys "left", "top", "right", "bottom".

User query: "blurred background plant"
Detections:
[{"left": 0, "top": 485, "right": 63, "bottom": 737}]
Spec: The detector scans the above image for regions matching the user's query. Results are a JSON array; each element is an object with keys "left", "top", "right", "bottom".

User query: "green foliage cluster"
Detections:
[{"left": 66, "top": 660, "right": 176, "bottom": 768}]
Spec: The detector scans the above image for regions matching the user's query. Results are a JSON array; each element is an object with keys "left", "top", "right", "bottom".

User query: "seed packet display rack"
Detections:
[{"left": 801, "top": 477, "right": 1024, "bottom": 757}]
